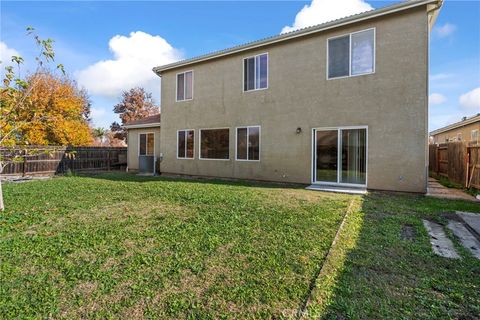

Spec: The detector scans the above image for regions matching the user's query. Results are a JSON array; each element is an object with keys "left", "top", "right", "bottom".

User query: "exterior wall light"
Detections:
[{"left": 296, "top": 127, "right": 302, "bottom": 134}]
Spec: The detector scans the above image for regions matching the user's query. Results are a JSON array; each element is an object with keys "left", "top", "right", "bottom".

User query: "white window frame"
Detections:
[
  {"left": 138, "top": 132, "right": 155, "bottom": 156},
  {"left": 199, "top": 127, "right": 230, "bottom": 161},
  {"left": 175, "top": 70, "right": 194, "bottom": 102},
  {"left": 177, "top": 129, "right": 195, "bottom": 159},
  {"left": 235, "top": 126, "right": 261, "bottom": 162},
  {"left": 311, "top": 125, "right": 368, "bottom": 187},
  {"left": 242, "top": 53, "right": 269, "bottom": 92},
  {"left": 326, "top": 28, "right": 376, "bottom": 80},
  {"left": 472, "top": 129, "right": 479, "bottom": 142}
]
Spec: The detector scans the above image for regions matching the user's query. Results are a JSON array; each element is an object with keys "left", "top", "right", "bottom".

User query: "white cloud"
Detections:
[
  {"left": 430, "top": 73, "right": 453, "bottom": 81},
  {"left": 433, "top": 23, "right": 456, "bottom": 38},
  {"left": 459, "top": 87, "right": 480, "bottom": 111},
  {"left": 90, "top": 107, "right": 107, "bottom": 127},
  {"left": 429, "top": 93, "right": 447, "bottom": 105},
  {"left": 76, "top": 31, "right": 183, "bottom": 98},
  {"left": 281, "top": 0, "right": 373, "bottom": 34},
  {"left": 0, "top": 41, "right": 20, "bottom": 66}
]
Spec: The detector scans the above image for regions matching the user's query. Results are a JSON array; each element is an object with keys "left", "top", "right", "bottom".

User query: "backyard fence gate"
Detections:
[{"left": 429, "top": 142, "right": 480, "bottom": 189}]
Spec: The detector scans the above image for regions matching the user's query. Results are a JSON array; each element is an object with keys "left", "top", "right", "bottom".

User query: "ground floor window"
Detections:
[
  {"left": 200, "top": 128, "right": 230, "bottom": 160},
  {"left": 139, "top": 133, "right": 154, "bottom": 156},
  {"left": 177, "top": 130, "right": 194, "bottom": 159},
  {"left": 236, "top": 126, "right": 260, "bottom": 161}
]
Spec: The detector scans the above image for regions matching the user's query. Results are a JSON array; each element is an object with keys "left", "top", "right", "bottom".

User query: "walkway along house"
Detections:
[{"left": 149, "top": 0, "right": 443, "bottom": 193}]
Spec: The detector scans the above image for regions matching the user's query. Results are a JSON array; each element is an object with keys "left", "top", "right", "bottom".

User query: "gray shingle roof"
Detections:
[{"left": 124, "top": 114, "right": 161, "bottom": 128}]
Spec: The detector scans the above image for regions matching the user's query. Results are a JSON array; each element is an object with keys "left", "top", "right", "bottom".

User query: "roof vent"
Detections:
[{"left": 462, "top": 116, "right": 467, "bottom": 121}]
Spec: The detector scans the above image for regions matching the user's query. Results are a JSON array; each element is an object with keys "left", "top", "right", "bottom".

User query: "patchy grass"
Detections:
[
  {"left": 2, "top": 173, "right": 479, "bottom": 319},
  {"left": 0, "top": 173, "right": 352, "bottom": 319},
  {"left": 305, "top": 192, "right": 480, "bottom": 319}
]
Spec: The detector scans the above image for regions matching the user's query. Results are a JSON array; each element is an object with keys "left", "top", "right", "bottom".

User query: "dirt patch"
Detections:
[
  {"left": 401, "top": 224, "right": 416, "bottom": 241},
  {"left": 74, "top": 281, "right": 98, "bottom": 296}
]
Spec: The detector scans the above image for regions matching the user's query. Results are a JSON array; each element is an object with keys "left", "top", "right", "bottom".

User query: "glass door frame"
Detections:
[{"left": 311, "top": 126, "right": 368, "bottom": 187}]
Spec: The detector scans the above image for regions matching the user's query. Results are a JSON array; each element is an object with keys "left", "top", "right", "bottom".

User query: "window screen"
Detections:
[
  {"left": 328, "top": 36, "right": 350, "bottom": 78},
  {"left": 328, "top": 29, "right": 375, "bottom": 79},
  {"left": 244, "top": 54, "right": 268, "bottom": 91},
  {"left": 237, "top": 126, "right": 260, "bottom": 161},
  {"left": 177, "top": 130, "right": 194, "bottom": 159},
  {"left": 177, "top": 71, "right": 193, "bottom": 101}
]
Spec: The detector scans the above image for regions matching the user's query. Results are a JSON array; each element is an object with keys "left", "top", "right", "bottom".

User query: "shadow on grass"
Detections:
[
  {"left": 305, "top": 192, "right": 480, "bottom": 319},
  {"left": 72, "top": 171, "right": 308, "bottom": 190}
]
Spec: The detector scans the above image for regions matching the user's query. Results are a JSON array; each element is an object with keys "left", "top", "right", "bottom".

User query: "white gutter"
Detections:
[
  {"left": 123, "top": 123, "right": 161, "bottom": 129},
  {"left": 153, "top": 0, "right": 440, "bottom": 75}
]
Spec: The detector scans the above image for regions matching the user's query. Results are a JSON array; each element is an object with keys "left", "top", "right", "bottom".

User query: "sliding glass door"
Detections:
[
  {"left": 316, "top": 130, "right": 338, "bottom": 183},
  {"left": 314, "top": 127, "right": 367, "bottom": 186}
]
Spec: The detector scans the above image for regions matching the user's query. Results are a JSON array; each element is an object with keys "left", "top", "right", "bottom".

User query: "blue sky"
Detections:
[{"left": 1, "top": 0, "right": 479, "bottom": 131}]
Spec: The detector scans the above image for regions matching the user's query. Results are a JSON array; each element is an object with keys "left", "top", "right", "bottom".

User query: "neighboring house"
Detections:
[
  {"left": 430, "top": 114, "right": 480, "bottom": 144},
  {"left": 124, "top": 114, "right": 161, "bottom": 173},
  {"left": 148, "top": 0, "right": 442, "bottom": 193}
]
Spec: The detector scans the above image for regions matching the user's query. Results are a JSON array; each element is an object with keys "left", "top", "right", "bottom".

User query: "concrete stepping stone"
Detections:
[
  {"left": 447, "top": 220, "right": 480, "bottom": 259},
  {"left": 422, "top": 220, "right": 460, "bottom": 259},
  {"left": 456, "top": 211, "right": 480, "bottom": 237}
]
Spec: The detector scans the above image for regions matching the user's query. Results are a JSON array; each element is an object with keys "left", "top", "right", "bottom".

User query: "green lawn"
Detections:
[{"left": 1, "top": 173, "right": 479, "bottom": 319}]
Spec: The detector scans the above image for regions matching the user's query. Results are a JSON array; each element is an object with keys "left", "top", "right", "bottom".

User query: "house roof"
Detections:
[
  {"left": 430, "top": 114, "right": 480, "bottom": 136},
  {"left": 123, "top": 114, "right": 161, "bottom": 129},
  {"left": 153, "top": 0, "right": 442, "bottom": 75}
]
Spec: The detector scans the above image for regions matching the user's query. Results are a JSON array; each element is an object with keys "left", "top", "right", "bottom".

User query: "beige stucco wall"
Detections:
[
  {"left": 158, "top": 7, "right": 429, "bottom": 193},
  {"left": 127, "top": 127, "right": 161, "bottom": 171},
  {"left": 432, "top": 121, "right": 480, "bottom": 144}
]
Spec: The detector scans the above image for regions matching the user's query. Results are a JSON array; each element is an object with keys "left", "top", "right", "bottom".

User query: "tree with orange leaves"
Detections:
[
  {"left": 18, "top": 71, "right": 93, "bottom": 146},
  {"left": 1, "top": 27, "right": 93, "bottom": 210}
]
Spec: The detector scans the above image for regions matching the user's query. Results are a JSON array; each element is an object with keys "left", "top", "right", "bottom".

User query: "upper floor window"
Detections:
[
  {"left": 328, "top": 28, "right": 375, "bottom": 79},
  {"left": 244, "top": 53, "right": 268, "bottom": 91},
  {"left": 472, "top": 129, "right": 479, "bottom": 142},
  {"left": 177, "top": 71, "right": 193, "bottom": 101}
]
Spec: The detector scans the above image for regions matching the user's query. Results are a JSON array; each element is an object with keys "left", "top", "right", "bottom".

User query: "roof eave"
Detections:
[
  {"left": 152, "top": 0, "right": 440, "bottom": 76},
  {"left": 123, "top": 123, "right": 161, "bottom": 129},
  {"left": 430, "top": 116, "right": 480, "bottom": 136}
]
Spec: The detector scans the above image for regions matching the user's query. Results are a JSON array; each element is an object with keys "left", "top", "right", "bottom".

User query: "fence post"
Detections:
[
  {"left": 465, "top": 146, "right": 469, "bottom": 188},
  {"left": 107, "top": 150, "right": 111, "bottom": 171},
  {"left": 22, "top": 149, "right": 28, "bottom": 177}
]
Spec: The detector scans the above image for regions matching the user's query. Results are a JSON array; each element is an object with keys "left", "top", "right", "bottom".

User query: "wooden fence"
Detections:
[
  {"left": 429, "top": 142, "right": 480, "bottom": 189},
  {"left": 1, "top": 146, "right": 127, "bottom": 176}
]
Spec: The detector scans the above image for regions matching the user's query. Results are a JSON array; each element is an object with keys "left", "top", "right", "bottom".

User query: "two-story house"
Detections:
[{"left": 150, "top": 0, "right": 443, "bottom": 193}]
